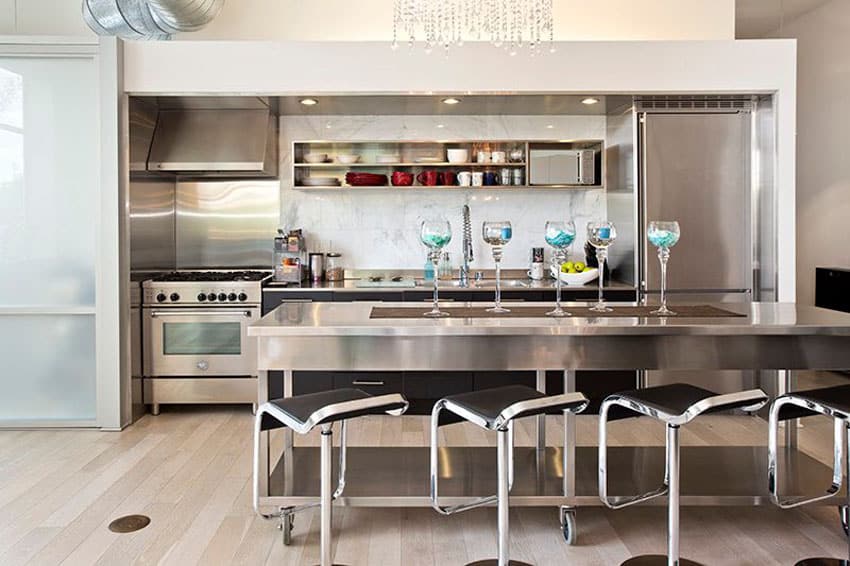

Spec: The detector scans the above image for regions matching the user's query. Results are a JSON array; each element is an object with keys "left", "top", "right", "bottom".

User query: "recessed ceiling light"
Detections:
[
  {"left": 299, "top": 98, "right": 318, "bottom": 106},
  {"left": 441, "top": 97, "right": 462, "bottom": 105},
  {"left": 436, "top": 124, "right": 445, "bottom": 129},
  {"left": 546, "top": 124, "right": 554, "bottom": 129},
  {"left": 581, "top": 97, "right": 600, "bottom": 105}
]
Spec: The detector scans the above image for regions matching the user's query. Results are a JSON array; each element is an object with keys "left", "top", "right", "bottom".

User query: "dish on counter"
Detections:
[
  {"left": 336, "top": 154, "right": 360, "bottom": 164},
  {"left": 550, "top": 265, "right": 599, "bottom": 286},
  {"left": 301, "top": 177, "right": 340, "bottom": 186},
  {"left": 304, "top": 153, "right": 328, "bottom": 164}
]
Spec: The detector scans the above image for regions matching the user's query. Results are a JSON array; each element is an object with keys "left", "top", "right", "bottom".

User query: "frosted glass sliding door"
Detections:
[{"left": 0, "top": 51, "right": 100, "bottom": 425}]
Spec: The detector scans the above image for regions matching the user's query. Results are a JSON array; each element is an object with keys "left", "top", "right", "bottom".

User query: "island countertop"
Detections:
[{"left": 249, "top": 301, "right": 850, "bottom": 338}]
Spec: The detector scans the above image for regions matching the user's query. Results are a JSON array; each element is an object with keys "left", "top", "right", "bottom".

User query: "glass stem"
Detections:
[
  {"left": 432, "top": 253, "right": 441, "bottom": 311},
  {"left": 554, "top": 251, "right": 563, "bottom": 309},
  {"left": 596, "top": 248, "right": 607, "bottom": 306},
  {"left": 494, "top": 246, "right": 503, "bottom": 310},
  {"left": 658, "top": 246, "right": 670, "bottom": 310}
]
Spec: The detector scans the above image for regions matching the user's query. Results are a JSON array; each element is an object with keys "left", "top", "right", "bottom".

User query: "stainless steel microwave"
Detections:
[{"left": 529, "top": 148, "right": 596, "bottom": 185}]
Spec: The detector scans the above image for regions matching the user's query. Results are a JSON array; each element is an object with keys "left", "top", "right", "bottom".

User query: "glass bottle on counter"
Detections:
[{"left": 325, "top": 252, "right": 344, "bottom": 281}]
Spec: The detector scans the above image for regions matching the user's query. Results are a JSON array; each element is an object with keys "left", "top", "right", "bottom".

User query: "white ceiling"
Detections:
[{"left": 736, "top": 0, "right": 833, "bottom": 38}]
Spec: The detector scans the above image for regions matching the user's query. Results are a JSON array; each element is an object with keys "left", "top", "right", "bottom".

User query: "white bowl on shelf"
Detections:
[
  {"left": 336, "top": 154, "right": 360, "bottom": 164},
  {"left": 550, "top": 265, "right": 599, "bottom": 286},
  {"left": 447, "top": 149, "right": 469, "bottom": 163},
  {"left": 301, "top": 177, "right": 340, "bottom": 187},
  {"left": 304, "top": 153, "right": 328, "bottom": 164},
  {"left": 376, "top": 154, "right": 401, "bottom": 164}
]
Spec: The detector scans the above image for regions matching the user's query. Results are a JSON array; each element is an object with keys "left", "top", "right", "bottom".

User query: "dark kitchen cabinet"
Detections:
[
  {"left": 333, "top": 372, "right": 404, "bottom": 396},
  {"left": 261, "top": 291, "right": 331, "bottom": 315},
  {"left": 332, "top": 291, "right": 405, "bottom": 303}
]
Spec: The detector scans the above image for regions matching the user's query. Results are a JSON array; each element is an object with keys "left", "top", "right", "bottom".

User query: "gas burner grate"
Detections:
[{"left": 149, "top": 271, "right": 271, "bottom": 283}]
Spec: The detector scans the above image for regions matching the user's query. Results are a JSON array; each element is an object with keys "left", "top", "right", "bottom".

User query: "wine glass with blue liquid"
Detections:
[
  {"left": 587, "top": 221, "right": 618, "bottom": 313},
  {"left": 647, "top": 220, "right": 681, "bottom": 316},
  {"left": 420, "top": 217, "right": 452, "bottom": 317},
  {"left": 482, "top": 220, "right": 513, "bottom": 313},
  {"left": 544, "top": 220, "right": 576, "bottom": 317}
]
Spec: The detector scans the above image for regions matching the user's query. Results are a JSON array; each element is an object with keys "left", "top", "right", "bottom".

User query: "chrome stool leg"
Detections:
[
  {"left": 317, "top": 423, "right": 347, "bottom": 566},
  {"left": 465, "top": 426, "right": 531, "bottom": 566}
]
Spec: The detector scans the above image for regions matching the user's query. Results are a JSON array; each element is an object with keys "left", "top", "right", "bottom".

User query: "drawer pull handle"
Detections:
[
  {"left": 422, "top": 298, "right": 455, "bottom": 302},
  {"left": 280, "top": 299, "right": 313, "bottom": 303},
  {"left": 351, "top": 380, "right": 385, "bottom": 386}
]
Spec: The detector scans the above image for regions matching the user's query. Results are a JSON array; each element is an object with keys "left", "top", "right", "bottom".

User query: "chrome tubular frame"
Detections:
[
  {"left": 320, "top": 424, "right": 333, "bottom": 566},
  {"left": 429, "top": 398, "right": 515, "bottom": 516},
  {"left": 252, "top": 408, "right": 348, "bottom": 521},
  {"left": 598, "top": 397, "right": 669, "bottom": 510},
  {"left": 768, "top": 395, "right": 846, "bottom": 509}
]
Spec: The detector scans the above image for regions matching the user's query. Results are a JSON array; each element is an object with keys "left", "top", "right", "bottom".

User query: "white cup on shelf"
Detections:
[{"left": 458, "top": 171, "right": 473, "bottom": 186}]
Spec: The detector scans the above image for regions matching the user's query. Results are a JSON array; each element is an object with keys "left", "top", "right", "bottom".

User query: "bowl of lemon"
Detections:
[{"left": 550, "top": 261, "right": 599, "bottom": 286}]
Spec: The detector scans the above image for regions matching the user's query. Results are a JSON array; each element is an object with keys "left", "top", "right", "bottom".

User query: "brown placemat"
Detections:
[{"left": 370, "top": 305, "right": 747, "bottom": 319}]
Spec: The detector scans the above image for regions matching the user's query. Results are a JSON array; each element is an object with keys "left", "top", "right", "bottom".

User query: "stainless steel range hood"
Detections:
[{"left": 147, "top": 108, "right": 278, "bottom": 178}]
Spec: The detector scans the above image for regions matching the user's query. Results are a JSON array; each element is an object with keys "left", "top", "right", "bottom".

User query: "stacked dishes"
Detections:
[{"left": 346, "top": 172, "right": 388, "bottom": 186}]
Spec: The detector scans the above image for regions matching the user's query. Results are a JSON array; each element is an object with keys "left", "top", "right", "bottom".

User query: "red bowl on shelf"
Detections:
[{"left": 391, "top": 171, "right": 414, "bottom": 186}]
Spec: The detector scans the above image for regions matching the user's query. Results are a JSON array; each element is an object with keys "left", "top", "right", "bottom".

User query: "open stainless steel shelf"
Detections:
[{"left": 262, "top": 445, "right": 838, "bottom": 508}]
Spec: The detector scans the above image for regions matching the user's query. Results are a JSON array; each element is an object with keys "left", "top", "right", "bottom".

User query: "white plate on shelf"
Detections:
[
  {"left": 301, "top": 177, "right": 340, "bottom": 187},
  {"left": 550, "top": 265, "right": 599, "bottom": 286},
  {"left": 415, "top": 157, "right": 444, "bottom": 163},
  {"left": 336, "top": 154, "right": 360, "bottom": 164},
  {"left": 376, "top": 154, "right": 401, "bottom": 164}
]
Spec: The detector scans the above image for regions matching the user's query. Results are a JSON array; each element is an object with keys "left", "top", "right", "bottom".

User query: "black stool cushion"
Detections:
[
  {"left": 777, "top": 384, "right": 850, "bottom": 421},
  {"left": 607, "top": 383, "right": 760, "bottom": 421},
  {"left": 261, "top": 388, "right": 406, "bottom": 431},
  {"left": 441, "top": 385, "right": 585, "bottom": 428}
]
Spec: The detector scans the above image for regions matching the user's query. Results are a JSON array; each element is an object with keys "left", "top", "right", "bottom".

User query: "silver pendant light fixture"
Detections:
[
  {"left": 82, "top": 0, "right": 225, "bottom": 40},
  {"left": 392, "top": 0, "right": 555, "bottom": 54}
]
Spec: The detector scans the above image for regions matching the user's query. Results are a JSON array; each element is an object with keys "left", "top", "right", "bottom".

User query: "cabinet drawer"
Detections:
[
  {"left": 261, "top": 292, "right": 331, "bottom": 315},
  {"left": 333, "top": 372, "right": 403, "bottom": 395},
  {"left": 404, "top": 371, "right": 473, "bottom": 399}
]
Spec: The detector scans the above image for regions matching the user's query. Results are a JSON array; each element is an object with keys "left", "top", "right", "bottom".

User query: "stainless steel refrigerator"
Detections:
[{"left": 638, "top": 109, "right": 754, "bottom": 392}]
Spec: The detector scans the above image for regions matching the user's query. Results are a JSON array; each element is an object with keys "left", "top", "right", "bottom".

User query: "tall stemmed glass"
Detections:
[
  {"left": 420, "top": 217, "right": 452, "bottom": 318},
  {"left": 587, "top": 221, "right": 618, "bottom": 313},
  {"left": 647, "top": 220, "right": 681, "bottom": 316},
  {"left": 482, "top": 220, "right": 512, "bottom": 313},
  {"left": 544, "top": 220, "right": 576, "bottom": 317}
]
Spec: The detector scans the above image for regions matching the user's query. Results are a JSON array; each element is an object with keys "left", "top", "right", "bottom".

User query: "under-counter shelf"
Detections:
[
  {"left": 292, "top": 184, "right": 602, "bottom": 191},
  {"left": 293, "top": 162, "right": 527, "bottom": 167}
]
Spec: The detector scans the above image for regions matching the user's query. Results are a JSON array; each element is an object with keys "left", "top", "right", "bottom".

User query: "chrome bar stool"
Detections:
[
  {"left": 599, "top": 383, "right": 768, "bottom": 566},
  {"left": 430, "top": 384, "right": 588, "bottom": 566},
  {"left": 769, "top": 384, "right": 850, "bottom": 566},
  {"left": 253, "top": 388, "right": 408, "bottom": 566}
]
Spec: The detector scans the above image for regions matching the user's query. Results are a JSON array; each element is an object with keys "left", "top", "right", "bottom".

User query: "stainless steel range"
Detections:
[{"left": 142, "top": 270, "right": 271, "bottom": 414}]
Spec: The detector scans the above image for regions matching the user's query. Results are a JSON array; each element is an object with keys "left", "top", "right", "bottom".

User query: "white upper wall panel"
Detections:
[
  {"left": 0, "top": 0, "right": 94, "bottom": 36},
  {"left": 188, "top": 0, "right": 735, "bottom": 41}
]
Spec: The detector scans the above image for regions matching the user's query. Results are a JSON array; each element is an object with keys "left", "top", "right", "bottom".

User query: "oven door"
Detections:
[{"left": 143, "top": 307, "right": 258, "bottom": 377}]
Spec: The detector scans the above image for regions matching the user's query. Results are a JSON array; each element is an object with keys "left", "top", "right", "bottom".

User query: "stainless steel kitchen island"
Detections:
[{"left": 249, "top": 301, "right": 850, "bottom": 542}]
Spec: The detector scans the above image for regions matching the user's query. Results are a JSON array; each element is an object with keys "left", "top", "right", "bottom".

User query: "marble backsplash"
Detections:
[{"left": 278, "top": 114, "right": 607, "bottom": 270}]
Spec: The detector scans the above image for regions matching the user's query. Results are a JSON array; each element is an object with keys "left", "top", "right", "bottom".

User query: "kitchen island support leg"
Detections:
[
  {"left": 563, "top": 370, "right": 577, "bottom": 498},
  {"left": 258, "top": 370, "right": 269, "bottom": 500},
  {"left": 536, "top": 370, "right": 546, "bottom": 453}
]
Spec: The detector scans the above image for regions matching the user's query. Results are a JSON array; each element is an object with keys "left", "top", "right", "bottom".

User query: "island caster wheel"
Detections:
[
  {"left": 559, "top": 506, "right": 577, "bottom": 545},
  {"left": 279, "top": 512, "right": 294, "bottom": 546},
  {"left": 839, "top": 505, "right": 849, "bottom": 537}
]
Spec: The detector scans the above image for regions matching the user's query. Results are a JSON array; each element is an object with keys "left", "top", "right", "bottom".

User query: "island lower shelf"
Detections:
[{"left": 263, "top": 445, "right": 836, "bottom": 508}]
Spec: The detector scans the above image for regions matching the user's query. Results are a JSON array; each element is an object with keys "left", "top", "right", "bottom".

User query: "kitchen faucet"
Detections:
[{"left": 459, "top": 204, "right": 474, "bottom": 287}]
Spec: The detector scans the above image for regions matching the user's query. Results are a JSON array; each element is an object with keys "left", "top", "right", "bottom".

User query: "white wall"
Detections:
[
  {"left": 0, "top": 0, "right": 94, "bottom": 35},
  {"left": 767, "top": 0, "right": 850, "bottom": 306},
  {"left": 0, "top": 0, "right": 733, "bottom": 40},
  {"left": 190, "top": 0, "right": 734, "bottom": 41}
]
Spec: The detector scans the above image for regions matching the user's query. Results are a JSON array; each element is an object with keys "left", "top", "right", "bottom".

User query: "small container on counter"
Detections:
[
  {"left": 309, "top": 253, "right": 325, "bottom": 282},
  {"left": 325, "top": 252, "right": 344, "bottom": 281}
]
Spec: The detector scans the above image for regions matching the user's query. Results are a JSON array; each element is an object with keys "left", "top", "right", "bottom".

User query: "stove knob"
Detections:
[
  {"left": 197, "top": 293, "right": 206, "bottom": 302},
  {"left": 170, "top": 293, "right": 180, "bottom": 302},
  {"left": 218, "top": 293, "right": 227, "bottom": 302},
  {"left": 227, "top": 293, "right": 237, "bottom": 302},
  {"left": 156, "top": 293, "right": 166, "bottom": 303},
  {"left": 207, "top": 293, "right": 217, "bottom": 301},
  {"left": 238, "top": 292, "right": 248, "bottom": 302}
]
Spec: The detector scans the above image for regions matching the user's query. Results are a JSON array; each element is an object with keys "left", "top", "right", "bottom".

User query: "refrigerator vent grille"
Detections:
[{"left": 635, "top": 97, "right": 752, "bottom": 112}]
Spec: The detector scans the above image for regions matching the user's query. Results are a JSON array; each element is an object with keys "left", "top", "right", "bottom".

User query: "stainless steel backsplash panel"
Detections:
[
  {"left": 176, "top": 180, "right": 280, "bottom": 269},
  {"left": 130, "top": 178, "right": 176, "bottom": 271}
]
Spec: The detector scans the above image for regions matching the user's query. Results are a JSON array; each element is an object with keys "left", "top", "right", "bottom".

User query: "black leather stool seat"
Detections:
[
  {"left": 775, "top": 384, "right": 850, "bottom": 421},
  {"left": 607, "top": 383, "right": 769, "bottom": 426},
  {"left": 260, "top": 388, "right": 408, "bottom": 434},
  {"left": 441, "top": 385, "right": 588, "bottom": 430}
]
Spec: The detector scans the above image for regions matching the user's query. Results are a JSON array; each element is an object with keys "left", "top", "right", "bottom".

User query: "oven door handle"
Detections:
[{"left": 149, "top": 310, "right": 254, "bottom": 318}]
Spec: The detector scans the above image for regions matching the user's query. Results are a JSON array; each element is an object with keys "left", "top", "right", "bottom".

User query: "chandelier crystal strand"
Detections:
[{"left": 391, "top": 0, "right": 553, "bottom": 54}]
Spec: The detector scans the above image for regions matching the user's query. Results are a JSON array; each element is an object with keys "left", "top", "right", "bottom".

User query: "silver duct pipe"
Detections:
[{"left": 82, "top": 0, "right": 224, "bottom": 40}]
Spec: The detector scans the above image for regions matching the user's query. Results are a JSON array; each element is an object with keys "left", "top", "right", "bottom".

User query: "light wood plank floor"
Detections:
[{"left": 1, "top": 373, "right": 848, "bottom": 565}]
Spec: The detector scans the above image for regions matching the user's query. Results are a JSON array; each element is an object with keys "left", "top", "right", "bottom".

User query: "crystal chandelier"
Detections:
[{"left": 392, "top": 0, "right": 555, "bottom": 55}]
